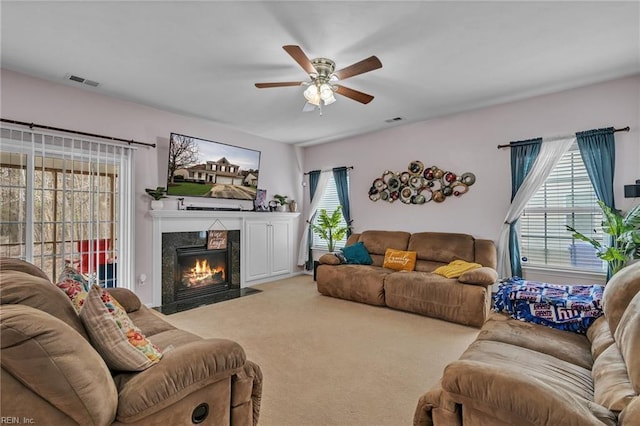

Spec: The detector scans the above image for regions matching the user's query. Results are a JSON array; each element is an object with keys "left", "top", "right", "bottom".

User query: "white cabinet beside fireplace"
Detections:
[{"left": 244, "top": 216, "right": 294, "bottom": 283}]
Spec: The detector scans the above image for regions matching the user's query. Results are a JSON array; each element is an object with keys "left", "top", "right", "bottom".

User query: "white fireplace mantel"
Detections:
[{"left": 150, "top": 209, "right": 300, "bottom": 307}]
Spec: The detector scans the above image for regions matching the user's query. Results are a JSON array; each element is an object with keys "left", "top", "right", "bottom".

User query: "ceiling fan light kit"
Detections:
[{"left": 255, "top": 45, "right": 382, "bottom": 111}]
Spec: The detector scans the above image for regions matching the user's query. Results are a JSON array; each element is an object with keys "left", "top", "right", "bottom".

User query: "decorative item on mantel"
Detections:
[
  {"left": 368, "top": 161, "right": 475, "bottom": 205},
  {"left": 145, "top": 187, "right": 168, "bottom": 210},
  {"left": 273, "top": 194, "right": 289, "bottom": 212}
]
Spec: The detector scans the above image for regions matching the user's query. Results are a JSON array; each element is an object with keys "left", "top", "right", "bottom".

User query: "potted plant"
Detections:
[
  {"left": 309, "top": 206, "right": 349, "bottom": 252},
  {"left": 273, "top": 194, "right": 289, "bottom": 212},
  {"left": 566, "top": 200, "right": 640, "bottom": 275},
  {"left": 145, "top": 187, "right": 167, "bottom": 210}
]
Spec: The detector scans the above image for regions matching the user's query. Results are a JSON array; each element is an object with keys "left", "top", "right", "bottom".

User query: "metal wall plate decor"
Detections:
[{"left": 369, "top": 161, "right": 475, "bottom": 204}]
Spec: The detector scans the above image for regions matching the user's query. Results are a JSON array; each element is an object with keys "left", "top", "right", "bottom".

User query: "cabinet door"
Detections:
[
  {"left": 270, "top": 220, "right": 291, "bottom": 276},
  {"left": 245, "top": 220, "right": 270, "bottom": 281}
]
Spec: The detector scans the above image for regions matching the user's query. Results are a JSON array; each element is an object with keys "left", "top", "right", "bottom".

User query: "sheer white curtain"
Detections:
[
  {"left": 297, "top": 171, "right": 330, "bottom": 266},
  {"left": 497, "top": 136, "right": 576, "bottom": 278}
]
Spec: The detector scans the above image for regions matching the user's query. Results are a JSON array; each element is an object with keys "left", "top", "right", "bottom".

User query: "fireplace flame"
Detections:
[{"left": 184, "top": 259, "right": 225, "bottom": 287}]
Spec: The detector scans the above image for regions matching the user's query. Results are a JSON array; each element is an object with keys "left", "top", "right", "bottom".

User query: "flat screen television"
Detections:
[{"left": 167, "top": 132, "right": 261, "bottom": 201}]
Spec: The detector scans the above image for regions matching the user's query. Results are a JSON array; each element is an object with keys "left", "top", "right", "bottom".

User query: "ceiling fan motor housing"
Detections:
[{"left": 310, "top": 58, "right": 336, "bottom": 83}]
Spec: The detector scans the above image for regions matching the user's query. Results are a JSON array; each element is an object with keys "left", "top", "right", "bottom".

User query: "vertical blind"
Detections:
[
  {"left": 519, "top": 143, "right": 605, "bottom": 272},
  {"left": 0, "top": 125, "right": 135, "bottom": 287},
  {"left": 312, "top": 173, "right": 349, "bottom": 250}
]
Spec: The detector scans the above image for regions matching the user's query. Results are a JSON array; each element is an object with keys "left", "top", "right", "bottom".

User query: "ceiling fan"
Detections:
[{"left": 255, "top": 45, "right": 382, "bottom": 111}]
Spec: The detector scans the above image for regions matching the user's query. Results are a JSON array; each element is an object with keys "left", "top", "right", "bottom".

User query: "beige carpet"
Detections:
[{"left": 163, "top": 275, "right": 479, "bottom": 426}]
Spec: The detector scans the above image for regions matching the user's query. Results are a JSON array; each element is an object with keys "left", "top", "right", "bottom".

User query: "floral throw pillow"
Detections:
[
  {"left": 79, "top": 284, "right": 162, "bottom": 371},
  {"left": 56, "top": 266, "right": 90, "bottom": 313}
]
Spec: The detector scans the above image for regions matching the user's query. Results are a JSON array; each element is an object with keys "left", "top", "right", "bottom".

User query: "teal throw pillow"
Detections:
[{"left": 341, "top": 242, "right": 373, "bottom": 265}]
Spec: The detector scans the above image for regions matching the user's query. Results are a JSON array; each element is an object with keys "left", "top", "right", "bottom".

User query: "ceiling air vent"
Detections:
[{"left": 64, "top": 73, "right": 100, "bottom": 87}]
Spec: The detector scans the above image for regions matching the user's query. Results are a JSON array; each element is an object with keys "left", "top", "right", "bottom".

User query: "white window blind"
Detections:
[
  {"left": 312, "top": 174, "right": 349, "bottom": 250},
  {"left": 0, "top": 126, "right": 135, "bottom": 288},
  {"left": 519, "top": 143, "right": 605, "bottom": 273}
]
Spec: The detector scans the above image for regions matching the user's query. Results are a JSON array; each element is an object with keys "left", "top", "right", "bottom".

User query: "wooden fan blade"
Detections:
[
  {"left": 334, "top": 85, "right": 375, "bottom": 104},
  {"left": 255, "top": 81, "right": 305, "bottom": 88},
  {"left": 333, "top": 56, "right": 382, "bottom": 80},
  {"left": 283, "top": 45, "right": 316, "bottom": 75}
]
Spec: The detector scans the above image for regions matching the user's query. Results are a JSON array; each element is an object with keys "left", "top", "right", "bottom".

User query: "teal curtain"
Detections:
[
  {"left": 332, "top": 167, "right": 352, "bottom": 237},
  {"left": 509, "top": 138, "right": 542, "bottom": 277},
  {"left": 305, "top": 170, "right": 321, "bottom": 270},
  {"left": 576, "top": 127, "right": 616, "bottom": 278}
]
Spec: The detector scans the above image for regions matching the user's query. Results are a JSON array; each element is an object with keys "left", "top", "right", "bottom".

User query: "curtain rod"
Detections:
[
  {"left": 497, "top": 126, "right": 630, "bottom": 149},
  {"left": 0, "top": 118, "right": 156, "bottom": 148},
  {"left": 304, "top": 166, "right": 354, "bottom": 175}
]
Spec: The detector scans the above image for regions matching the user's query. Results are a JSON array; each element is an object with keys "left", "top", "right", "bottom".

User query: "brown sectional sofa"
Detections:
[
  {"left": 316, "top": 230, "right": 498, "bottom": 327},
  {"left": 414, "top": 260, "right": 640, "bottom": 426},
  {"left": 0, "top": 257, "right": 262, "bottom": 425}
]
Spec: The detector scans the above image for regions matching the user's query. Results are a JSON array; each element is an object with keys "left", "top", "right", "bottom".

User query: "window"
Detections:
[
  {"left": 312, "top": 173, "right": 349, "bottom": 250},
  {"left": 0, "top": 126, "right": 134, "bottom": 287},
  {"left": 519, "top": 143, "right": 605, "bottom": 273}
]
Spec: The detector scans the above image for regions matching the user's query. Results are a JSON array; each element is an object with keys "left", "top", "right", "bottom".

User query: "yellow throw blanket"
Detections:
[{"left": 433, "top": 259, "right": 482, "bottom": 278}]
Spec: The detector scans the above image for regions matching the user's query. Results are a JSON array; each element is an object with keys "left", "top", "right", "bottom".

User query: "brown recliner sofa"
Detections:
[
  {"left": 316, "top": 230, "right": 498, "bottom": 327},
  {"left": 414, "top": 260, "right": 640, "bottom": 426},
  {"left": 0, "top": 257, "right": 262, "bottom": 425}
]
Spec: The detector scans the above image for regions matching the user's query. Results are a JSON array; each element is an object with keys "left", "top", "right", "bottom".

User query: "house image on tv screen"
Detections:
[
  {"left": 180, "top": 158, "right": 244, "bottom": 186},
  {"left": 167, "top": 133, "right": 261, "bottom": 201}
]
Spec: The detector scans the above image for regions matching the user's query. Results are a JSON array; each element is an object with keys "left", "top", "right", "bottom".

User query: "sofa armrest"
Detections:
[
  {"left": 115, "top": 338, "right": 246, "bottom": 422},
  {"left": 441, "top": 360, "right": 617, "bottom": 425},
  {"left": 107, "top": 288, "right": 141, "bottom": 312},
  {"left": 414, "top": 381, "right": 461, "bottom": 426},
  {"left": 319, "top": 253, "right": 341, "bottom": 265},
  {"left": 457, "top": 267, "right": 497, "bottom": 286}
]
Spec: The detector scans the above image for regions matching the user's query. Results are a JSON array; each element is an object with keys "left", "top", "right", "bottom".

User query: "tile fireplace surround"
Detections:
[{"left": 150, "top": 209, "right": 299, "bottom": 310}]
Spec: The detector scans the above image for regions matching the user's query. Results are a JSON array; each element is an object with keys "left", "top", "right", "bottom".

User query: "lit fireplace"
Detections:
[
  {"left": 182, "top": 258, "right": 225, "bottom": 288},
  {"left": 175, "top": 245, "right": 229, "bottom": 300},
  {"left": 161, "top": 229, "right": 246, "bottom": 314}
]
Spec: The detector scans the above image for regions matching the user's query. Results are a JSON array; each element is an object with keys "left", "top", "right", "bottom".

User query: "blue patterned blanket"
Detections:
[{"left": 493, "top": 277, "right": 604, "bottom": 334}]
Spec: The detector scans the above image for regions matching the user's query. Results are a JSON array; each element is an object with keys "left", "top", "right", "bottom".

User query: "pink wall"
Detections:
[
  {"left": 1, "top": 69, "right": 303, "bottom": 304},
  {"left": 2, "top": 69, "right": 639, "bottom": 298},
  {"left": 303, "top": 75, "right": 640, "bottom": 282}
]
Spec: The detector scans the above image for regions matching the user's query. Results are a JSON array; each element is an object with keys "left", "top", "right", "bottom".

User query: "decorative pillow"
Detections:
[
  {"left": 433, "top": 259, "right": 482, "bottom": 278},
  {"left": 458, "top": 266, "right": 498, "bottom": 285},
  {"left": 56, "top": 266, "right": 90, "bottom": 313},
  {"left": 80, "top": 284, "right": 162, "bottom": 371},
  {"left": 341, "top": 242, "right": 373, "bottom": 265},
  {"left": 383, "top": 248, "right": 417, "bottom": 271},
  {"left": 335, "top": 252, "right": 348, "bottom": 264}
]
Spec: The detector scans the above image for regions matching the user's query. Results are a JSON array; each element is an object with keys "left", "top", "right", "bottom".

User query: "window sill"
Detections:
[{"left": 522, "top": 265, "right": 606, "bottom": 283}]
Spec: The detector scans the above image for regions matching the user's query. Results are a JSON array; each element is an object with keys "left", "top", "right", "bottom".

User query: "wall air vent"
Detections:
[
  {"left": 64, "top": 73, "right": 100, "bottom": 87},
  {"left": 385, "top": 117, "right": 403, "bottom": 123}
]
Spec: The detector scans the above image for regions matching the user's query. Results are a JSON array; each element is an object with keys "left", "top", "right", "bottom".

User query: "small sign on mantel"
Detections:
[{"left": 207, "top": 230, "right": 228, "bottom": 250}]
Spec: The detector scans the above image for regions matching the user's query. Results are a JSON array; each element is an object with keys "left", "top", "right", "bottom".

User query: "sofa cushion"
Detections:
[
  {"left": 433, "top": 260, "right": 482, "bottom": 278},
  {"left": 477, "top": 313, "right": 593, "bottom": 369},
  {"left": 586, "top": 316, "right": 615, "bottom": 361},
  {"left": 592, "top": 344, "right": 636, "bottom": 412},
  {"left": 358, "top": 231, "right": 411, "bottom": 266},
  {"left": 1, "top": 304, "right": 118, "bottom": 425},
  {"left": 316, "top": 264, "right": 390, "bottom": 306},
  {"left": 0, "top": 257, "right": 50, "bottom": 280},
  {"left": 383, "top": 248, "right": 416, "bottom": 271},
  {"left": 458, "top": 266, "right": 498, "bottom": 286},
  {"left": 80, "top": 285, "right": 163, "bottom": 371},
  {"left": 341, "top": 241, "right": 373, "bottom": 265},
  {"left": 602, "top": 261, "right": 640, "bottom": 335},
  {"left": 408, "top": 232, "right": 475, "bottom": 264},
  {"left": 614, "top": 289, "right": 640, "bottom": 394},
  {"left": 384, "top": 271, "right": 489, "bottom": 327},
  {"left": 441, "top": 340, "right": 617, "bottom": 425},
  {"left": 0, "top": 270, "right": 89, "bottom": 341}
]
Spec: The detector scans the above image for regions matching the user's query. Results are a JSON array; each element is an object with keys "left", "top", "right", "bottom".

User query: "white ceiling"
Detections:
[{"left": 1, "top": 1, "right": 639, "bottom": 146}]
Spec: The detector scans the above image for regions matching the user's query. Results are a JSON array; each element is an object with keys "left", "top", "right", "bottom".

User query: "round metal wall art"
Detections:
[{"left": 368, "top": 161, "right": 476, "bottom": 205}]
